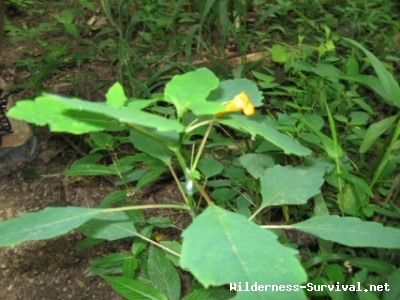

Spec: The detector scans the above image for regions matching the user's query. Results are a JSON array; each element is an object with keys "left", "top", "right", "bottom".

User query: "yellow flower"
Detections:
[{"left": 216, "top": 91, "right": 255, "bottom": 117}]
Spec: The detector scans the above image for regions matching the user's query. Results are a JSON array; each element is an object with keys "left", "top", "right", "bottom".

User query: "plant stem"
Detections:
[
  {"left": 325, "top": 102, "right": 344, "bottom": 213},
  {"left": 191, "top": 120, "right": 214, "bottom": 171},
  {"left": 107, "top": 203, "right": 191, "bottom": 212}
]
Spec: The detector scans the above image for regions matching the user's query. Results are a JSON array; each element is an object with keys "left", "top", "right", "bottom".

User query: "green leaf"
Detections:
[
  {"left": 98, "top": 190, "right": 127, "bottom": 208},
  {"left": 90, "top": 132, "right": 115, "bottom": 150},
  {"left": 261, "top": 165, "right": 326, "bottom": 207},
  {"left": 63, "top": 163, "right": 131, "bottom": 176},
  {"left": 302, "top": 113, "right": 325, "bottom": 131},
  {"left": 182, "top": 288, "right": 235, "bottom": 300},
  {"left": 300, "top": 115, "right": 343, "bottom": 158},
  {"left": 164, "top": 68, "right": 219, "bottom": 118},
  {"left": 188, "top": 101, "right": 225, "bottom": 116},
  {"left": 349, "top": 111, "right": 369, "bottom": 126},
  {"left": 211, "top": 188, "right": 237, "bottom": 203},
  {"left": 8, "top": 97, "right": 115, "bottom": 134},
  {"left": 106, "top": 82, "right": 127, "bottom": 108},
  {"left": 148, "top": 246, "right": 181, "bottom": 300},
  {"left": 0, "top": 207, "right": 102, "bottom": 247},
  {"left": 103, "top": 276, "right": 168, "bottom": 300},
  {"left": 383, "top": 269, "right": 400, "bottom": 300},
  {"left": 271, "top": 44, "right": 292, "bottom": 63},
  {"left": 180, "top": 205, "right": 307, "bottom": 300},
  {"left": 123, "top": 257, "right": 139, "bottom": 279},
  {"left": 346, "top": 55, "right": 359, "bottom": 75},
  {"left": 8, "top": 94, "right": 184, "bottom": 134},
  {"left": 291, "top": 216, "right": 400, "bottom": 248},
  {"left": 147, "top": 217, "right": 174, "bottom": 229},
  {"left": 160, "top": 241, "right": 181, "bottom": 266},
  {"left": 291, "top": 62, "right": 343, "bottom": 78},
  {"left": 87, "top": 253, "right": 132, "bottom": 276},
  {"left": 207, "top": 78, "right": 264, "bottom": 107},
  {"left": 343, "top": 38, "right": 400, "bottom": 108},
  {"left": 136, "top": 168, "right": 167, "bottom": 190},
  {"left": 219, "top": 115, "right": 311, "bottom": 157},
  {"left": 198, "top": 157, "right": 224, "bottom": 179},
  {"left": 131, "top": 225, "right": 154, "bottom": 257},
  {"left": 359, "top": 115, "right": 399, "bottom": 153},
  {"left": 78, "top": 211, "right": 137, "bottom": 240},
  {"left": 239, "top": 153, "right": 274, "bottom": 179},
  {"left": 338, "top": 172, "right": 373, "bottom": 197},
  {"left": 129, "top": 129, "right": 176, "bottom": 165},
  {"left": 115, "top": 169, "right": 148, "bottom": 186}
]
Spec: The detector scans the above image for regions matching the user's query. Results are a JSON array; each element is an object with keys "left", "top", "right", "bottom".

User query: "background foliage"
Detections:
[{"left": 1, "top": 0, "right": 400, "bottom": 299}]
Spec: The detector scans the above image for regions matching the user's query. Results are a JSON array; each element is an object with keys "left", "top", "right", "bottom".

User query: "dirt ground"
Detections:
[{"left": 0, "top": 4, "right": 157, "bottom": 300}]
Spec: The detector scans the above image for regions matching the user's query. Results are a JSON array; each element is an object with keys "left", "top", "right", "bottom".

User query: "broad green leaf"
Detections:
[
  {"left": 106, "top": 82, "right": 127, "bottom": 108},
  {"left": 8, "top": 94, "right": 184, "bottom": 134},
  {"left": 55, "top": 95, "right": 184, "bottom": 132},
  {"left": 180, "top": 205, "right": 307, "bottom": 300},
  {"left": 187, "top": 101, "right": 225, "bottom": 116},
  {"left": 87, "top": 253, "right": 132, "bottom": 276},
  {"left": 302, "top": 113, "right": 325, "bottom": 131},
  {"left": 115, "top": 168, "right": 148, "bottom": 186},
  {"left": 324, "top": 264, "right": 345, "bottom": 283},
  {"left": 207, "top": 78, "right": 263, "bottom": 107},
  {"left": 291, "top": 61, "right": 344, "bottom": 78},
  {"left": 131, "top": 225, "right": 154, "bottom": 257},
  {"left": 90, "top": 132, "right": 115, "bottom": 150},
  {"left": 291, "top": 216, "right": 400, "bottom": 248},
  {"left": 343, "top": 38, "right": 400, "bottom": 108},
  {"left": 182, "top": 288, "right": 235, "bottom": 300},
  {"left": 136, "top": 168, "right": 166, "bottom": 190},
  {"left": 238, "top": 153, "right": 274, "bottom": 179},
  {"left": 383, "top": 269, "right": 400, "bottom": 300},
  {"left": 271, "top": 44, "right": 292, "bottom": 63},
  {"left": 123, "top": 257, "right": 139, "bottom": 279},
  {"left": 338, "top": 172, "right": 373, "bottom": 197},
  {"left": 211, "top": 188, "right": 237, "bottom": 203},
  {"left": 160, "top": 241, "right": 181, "bottom": 266},
  {"left": 103, "top": 276, "right": 168, "bottom": 300},
  {"left": 219, "top": 114, "right": 311, "bottom": 157},
  {"left": 349, "top": 111, "right": 369, "bottom": 126},
  {"left": 346, "top": 55, "right": 359, "bottom": 75},
  {"left": 148, "top": 246, "right": 181, "bottom": 300},
  {"left": 318, "top": 132, "right": 343, "bottom": 159},
  {"left": 147, "top": 217, "right": 174, "bottom": 228},
  {"left": 198, "top": 157, "right": 224, "bottom": 179},
  {"left": 164, "top": 68, "right": 219, "bottom": 118},
  {"left": 313, "top": 193, "right": 329, "bottom": 216},
  {"left": 129, "top": 129, "right": 176, "bottom": 165},
  {"left": 0, "top": 207, "right": 102, "bottom": 247},
  {"left": 299, "top": 114, "right": 343, "bottom": 158},
  {"left": 78, "top": 211, "right": 137, "bottom": 240},
  {"left": 261, "top": 165, "right": 326, "bottom": 207},
  {"left": 98, "top": 190, "right": 127, "bottom": 208},
  {"left": 359, "top": 115, "right": 399, "bottom": 153},
  {"left": 8, "top": 97, "right": 115, "bottom": 133}
]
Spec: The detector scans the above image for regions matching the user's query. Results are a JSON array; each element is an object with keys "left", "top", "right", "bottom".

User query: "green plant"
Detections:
[{"left": 1, "top": 66, "right": 400, "bottom": 299}]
